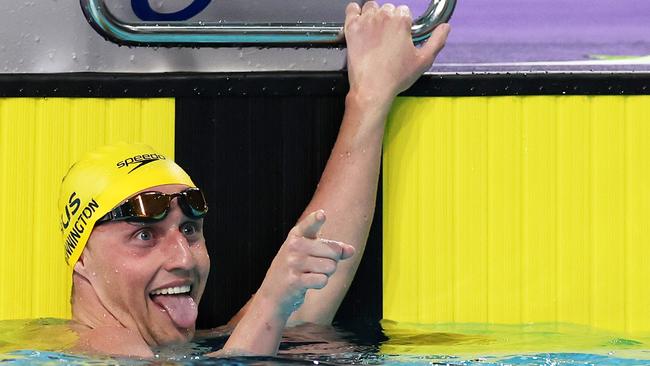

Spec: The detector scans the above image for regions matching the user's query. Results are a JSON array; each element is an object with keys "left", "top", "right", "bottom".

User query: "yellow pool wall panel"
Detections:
[
  {"left": 383, "top": 95, "right": 650, "bottom": 334},
  {"left": 0, "top": 98, "right": 175, "bottom": 320}
]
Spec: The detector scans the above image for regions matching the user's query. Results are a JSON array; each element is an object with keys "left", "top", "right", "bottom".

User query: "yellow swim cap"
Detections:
[{"left": 59, "top": 142, "right": 195, "bottom": 268}]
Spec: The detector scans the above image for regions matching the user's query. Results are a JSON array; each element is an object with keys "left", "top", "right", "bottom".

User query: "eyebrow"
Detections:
[{"left": 124, "top": 221, "right": 151, "bottom": 227}]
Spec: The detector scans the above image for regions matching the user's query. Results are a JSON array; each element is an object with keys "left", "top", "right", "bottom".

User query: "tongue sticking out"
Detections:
[{"left": 151, "top": 295, "right": 198, "bottom": 329}]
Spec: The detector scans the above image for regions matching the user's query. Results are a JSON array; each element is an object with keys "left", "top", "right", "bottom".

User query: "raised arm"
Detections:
[
  {"left": 217, "top": 1, "right": 449, "bottom": 356},
  {"left": 288, "top": 2, "right": 449, "bottom": 325}
]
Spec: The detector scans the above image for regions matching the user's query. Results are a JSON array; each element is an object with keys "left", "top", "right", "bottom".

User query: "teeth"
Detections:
[{"left": 150, "top": 285, "right": 191, "bottom": 296}]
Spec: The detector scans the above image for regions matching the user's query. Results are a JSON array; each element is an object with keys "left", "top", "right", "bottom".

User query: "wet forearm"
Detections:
[
  {"left": 288, "top": 89, "right": 393, "bottom": 324},
  {"left": 220, "top": 294, "right": 288, "bottom": 356}
]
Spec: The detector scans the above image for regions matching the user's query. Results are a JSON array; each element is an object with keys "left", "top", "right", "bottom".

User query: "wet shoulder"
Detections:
[{"left": 73, "top": 324, "right": 152, "bottom": 358}]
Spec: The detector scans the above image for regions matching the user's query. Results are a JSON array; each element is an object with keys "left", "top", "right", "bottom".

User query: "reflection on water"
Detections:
[{"left": 2, "top": 318, "right": 650, "bottom": 365}]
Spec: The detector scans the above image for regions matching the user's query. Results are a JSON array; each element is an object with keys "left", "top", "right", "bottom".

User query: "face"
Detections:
[{"left": 77, "top": 184, "right": 210, "bottom": 346}]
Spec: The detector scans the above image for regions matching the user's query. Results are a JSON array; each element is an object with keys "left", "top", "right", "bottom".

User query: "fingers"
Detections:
[
  {"left": 295, "top": 241, "right": 354, "bottom": 290},
  {"left": 339, "top": 243, "right": 356, "bottom": 260},
  {"left": 379, "top": 2, "right": 395, "bottom": 13},
  {"left": 320, "top": 239, "right": 356, "bottom": 260},
  {"left": 301, "top": 273, "right": 329, "bottom": 290},
  {"left": 301, "top": 257, "right": 338, "bottom": 276},
  {"left": 288, "top": 209, "right": 355, "bottom": 261},
  {"left": 396, "top": 4, "right": 411, "bottom": 18},
  {"left": 290, "top": 210, "right": 326, "bottom": 239},
  {"left": 346, "top": 2, "right": 411, "bottom": 36},
  {"left": 361, "top": 1, "right": 379, "bottom": 14},
  {"left": 300, "top": 238, "right": 355, "bottom": 261},
  {"left": 345, "top": 2, "right": 361, "bottom": 20},
  {"left": 344, "top": 2, "right": 361, "bottom": 32},
  {"left": 417, "top": 23, "right": 451, "bottom": 68}
]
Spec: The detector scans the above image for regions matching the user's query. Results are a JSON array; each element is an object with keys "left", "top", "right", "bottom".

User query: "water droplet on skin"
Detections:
[{"left": 346, "top": 151, "right": 351, "bottom": 158}]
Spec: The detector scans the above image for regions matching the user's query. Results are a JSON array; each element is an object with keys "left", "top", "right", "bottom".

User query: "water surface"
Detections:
[{"left": 2, "top": 318, "right": 650, "bottom": 365}]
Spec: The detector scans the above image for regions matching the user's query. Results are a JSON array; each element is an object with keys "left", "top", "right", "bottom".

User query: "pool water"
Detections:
[{"left": 2, "top": 319, "right": 650, "bottom": 365}]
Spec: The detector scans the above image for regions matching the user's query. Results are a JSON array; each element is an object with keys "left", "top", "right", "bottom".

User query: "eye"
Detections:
[
  {"left": 180, "top": 221, "right": 200, "bottom": 237},
  {"left": 135, "top": 228, "right": 153, "bottom": 241}
]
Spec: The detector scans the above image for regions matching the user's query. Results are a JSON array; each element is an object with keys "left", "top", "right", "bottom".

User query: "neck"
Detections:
[
  {"left": 71, "top": 274, "right": 154, "bottom": 357},
  {"left": 71, "top": 274, "right": 124, "bottom": 329}
]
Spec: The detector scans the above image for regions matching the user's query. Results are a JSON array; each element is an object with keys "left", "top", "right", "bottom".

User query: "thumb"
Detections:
[
  {"left": 417, "top": 23, "right": 450, "bottom": 69},
  {"left": 291, "top": 210, "right": 326, "bottom": 239}
]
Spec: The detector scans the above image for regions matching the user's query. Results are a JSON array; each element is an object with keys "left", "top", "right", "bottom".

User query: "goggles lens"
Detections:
[{"left": 98, "top": 188, "right": 208, "bottom": 223}]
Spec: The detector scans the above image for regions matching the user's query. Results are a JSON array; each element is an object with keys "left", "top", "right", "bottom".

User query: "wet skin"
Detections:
[{"left": 72, "top": 184, "right": 210, "bottom": 349}]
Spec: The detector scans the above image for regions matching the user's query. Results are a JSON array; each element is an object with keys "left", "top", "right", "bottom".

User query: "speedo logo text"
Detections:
[{"left": 116, "top": 153, "right": 166, "bottom": 173}]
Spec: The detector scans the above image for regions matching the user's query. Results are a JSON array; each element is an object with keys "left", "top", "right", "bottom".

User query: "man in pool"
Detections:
[{"left": 60, "top": 1, "right": 450, "bottom": 357}]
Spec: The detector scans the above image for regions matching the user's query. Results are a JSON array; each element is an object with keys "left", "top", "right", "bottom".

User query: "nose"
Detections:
[{"left": 163, "top": 229, "right": 196, "bottom": 272}]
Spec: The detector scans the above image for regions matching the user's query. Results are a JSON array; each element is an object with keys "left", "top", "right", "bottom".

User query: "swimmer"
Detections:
[{"left": 61, "top": 2, "right": 450, "bottom": 357}]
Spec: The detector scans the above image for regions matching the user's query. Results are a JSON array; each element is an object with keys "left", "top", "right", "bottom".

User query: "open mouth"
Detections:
[
  {"left": 150, "top": 285, "right": 192, "bottom": 296},
  {"left": 149, "top": 284, "right": 198, "bottom": 329}
]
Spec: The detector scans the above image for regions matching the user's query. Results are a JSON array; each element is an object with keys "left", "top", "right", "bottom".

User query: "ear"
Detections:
[{"left": 73, "top": 251, "right": 89, "bottom": 278}]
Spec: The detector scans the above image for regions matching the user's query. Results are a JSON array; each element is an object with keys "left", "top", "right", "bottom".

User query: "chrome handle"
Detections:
[{"left": 80, "top": 0, "right": 455, "bottom": 46}]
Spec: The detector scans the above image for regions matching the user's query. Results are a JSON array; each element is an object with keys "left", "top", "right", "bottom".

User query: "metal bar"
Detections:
[{"left": 80, "top": 0, "right": 455, "bottom": 46}]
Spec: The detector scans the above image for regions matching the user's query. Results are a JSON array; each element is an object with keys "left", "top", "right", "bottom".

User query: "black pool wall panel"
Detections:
[{"left": 175, "top": 96, "right": 383, "bottom": 328}]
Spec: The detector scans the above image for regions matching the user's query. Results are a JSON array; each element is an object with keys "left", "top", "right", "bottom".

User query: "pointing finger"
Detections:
[{"left": 290, "top": 210, "right": 326, "bottom": 239}]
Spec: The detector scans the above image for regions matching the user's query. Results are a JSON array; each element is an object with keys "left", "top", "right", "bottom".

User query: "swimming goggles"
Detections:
[{"left": 96, "top": 188, "right": 208, "bottom": 224}]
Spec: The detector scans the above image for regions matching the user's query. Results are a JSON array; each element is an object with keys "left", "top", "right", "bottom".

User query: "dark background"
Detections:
[{"left": 175, "top": 96, "right": 383, "bottom": 328}]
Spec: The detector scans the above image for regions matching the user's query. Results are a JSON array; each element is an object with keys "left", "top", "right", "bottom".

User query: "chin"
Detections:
[
  {"left": 160, "top": 326, "right": 196, "bottom": 345},
  {"left": 168, "top": 327, "right": 195, "bottom": 344}
]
